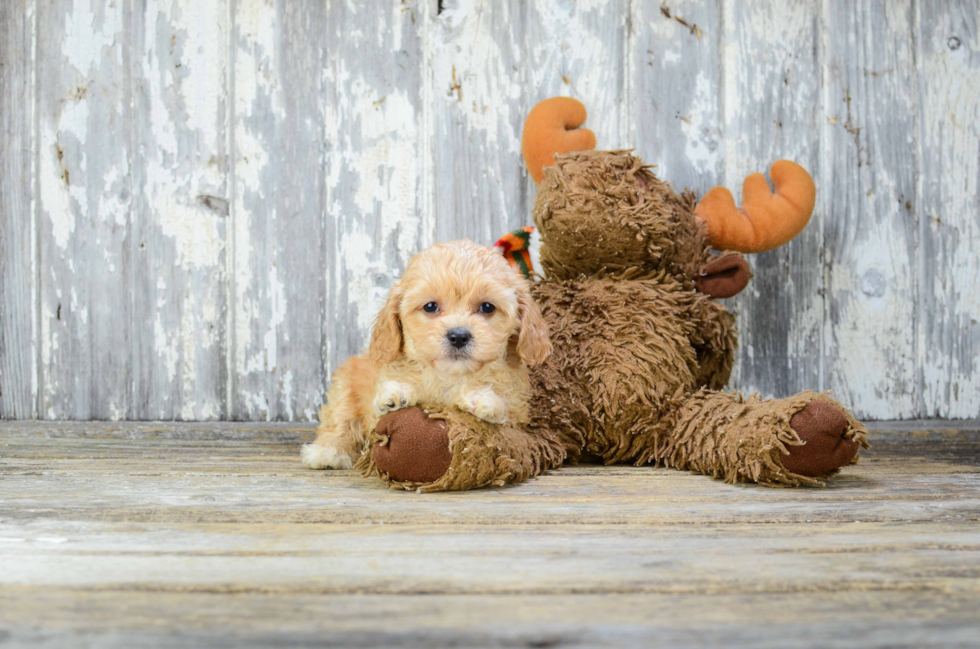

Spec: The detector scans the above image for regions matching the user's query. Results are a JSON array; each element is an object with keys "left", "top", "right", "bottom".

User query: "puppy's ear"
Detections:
[
  {"left": 368, "top": 285, "right": 402, "bottom": 366},
  {"left": 516, "top": 284, "right": 551, "bottom": 366}
]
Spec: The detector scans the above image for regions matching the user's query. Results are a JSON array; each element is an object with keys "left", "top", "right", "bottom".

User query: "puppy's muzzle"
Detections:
[{"left": 446, "top": 327, "right": 472, "bottom": 350}]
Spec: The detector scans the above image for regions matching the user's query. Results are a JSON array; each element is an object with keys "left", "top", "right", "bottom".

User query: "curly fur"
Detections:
[{"left": 303, "top": 240, "right": 549, "bottom": 469}]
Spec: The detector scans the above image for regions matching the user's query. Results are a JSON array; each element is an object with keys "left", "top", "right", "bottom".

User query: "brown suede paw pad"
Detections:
[
  {"left": 784, "top": 400, "right": 860, "bottom": 477},
  {"left": 373, "top": 407, "right": 453, "bottom": 484}
]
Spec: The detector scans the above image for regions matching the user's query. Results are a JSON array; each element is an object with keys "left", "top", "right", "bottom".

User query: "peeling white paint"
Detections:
[
  {"left": 431, "top": 0, "right": 523, "bottom": 154},
  {"left": 14, "top": 0, "right": 980, "bottom": 422},
  {"left": 245, "top": 264, "right": 285, "bottom": 374},
  {"left": 39, "top": 302, "right": 59, "bottom": 420},
  {"left": 155, "top": 316, "right": 178, "bottom": 384},
  {"left": 339, "top": 228, "right": 391, "bottom": 335},
  {"left": 159, "top": 203, "right": 224, "bottom": 269},
  {"left": 62, "top": 0, "right": 123, "bottom": 75},
  {"left": 135, "top": 0, "right": 229, "bottom": 419},
  {"left": 355, "top": 88, "right": 421, "bottom": 261},
  {"left": 527, "top": 0, "right": 627, "bottom": 147},
  {"left": 107, "top": 402, "right": 125, "bottom": 421},
  {"left": 918, "top": 5, "right": 980, "bottom": 418},
  {"left": 40, "top": 125, "right": 75, "bottom": 250},
  {"left": 280, "top": 370, "right": 295, "bottom": 421},
  {"left": 172, "top": 0, "right": 226, "bottom": 139},
  {"left": 231, "top": 0, "right": 296, "bottom": 419},
  {"left": 322, "top": 0, "right": 428, "bottom": 387},
  {"left": 828, "top": 225, "right": 917, "bottom": 416},
  {"left": 178, "top": 294, "right": 198, "bottom": 420},
  {"left": 680, "top": 72, "right": 722, "bottom": 176}
]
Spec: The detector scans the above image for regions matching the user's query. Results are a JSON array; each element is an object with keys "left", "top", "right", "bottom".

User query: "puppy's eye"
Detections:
[
  {"left": 423, "top": 302, "right": 439, "bottom": 314},
  {"left": 479, "top": 302, "right": 496, "bottom": 315}
]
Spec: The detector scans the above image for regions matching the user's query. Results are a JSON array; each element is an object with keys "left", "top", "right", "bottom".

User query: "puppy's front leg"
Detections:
[
  {"left": 373, "top": 381, "right": 418, "bottom": 416},
  {"left": 302, "top": 407, "right": 360, "bottom": 470},
  {"left": 456, "top": 388, "right": 507, "bottom": 424}
]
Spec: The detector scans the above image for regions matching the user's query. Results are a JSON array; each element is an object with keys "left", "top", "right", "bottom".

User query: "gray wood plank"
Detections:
[
  {"left": 429, "top": 0, "right": 528, "bottom": 246},
  {"left": 130, "top": 0, "right": 229, "bottom": 420},
  {"left": 523, "top": 0, "right": 631, "bottom": 235},
  {"left": 230, "top": 0, "right": 326, "bottom": 420},
  {"left": 35, "top": 0, "right": 133, "bottom": 419},
  {"left": 525, "top": 0, "right": 631, "bottom": 149},
  {"left": 322, "top": 1, "right": 426, "bottom": 381},
  {"left": 822, "top": 0, "right": 920, "bottom": 419},
  {"left": 2, "top": 519, "right": 979, "bottom": 592},
  {"left": 633, "top": 0, "right": 723, "bottom": 195},
  {"left": 1, "top": 589, "right": 978, "bottom": 648},
  {"left": 1, "top": 421, "right": 978, "bottom": 526},
  {"left": 0, "top": 421, "right": 978, "bottom": 647},
  {"left": 918, "top": 1, "right": 980, "bottom": 418},
  {"left": 723, "top": 0, "right": 824, "bottom": 404},
  {"left": 0, "top": 0, "right": 36, "bottom": 419}
]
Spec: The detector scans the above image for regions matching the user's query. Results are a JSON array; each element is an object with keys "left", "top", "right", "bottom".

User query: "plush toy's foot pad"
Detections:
[
  {"left": 363, "top": 404, "right": 566, "bottom": 492},
  {"left": 373, "top": 407, "right": 453, "bottom": 484},
  {"left": 784, "top": 400, "right": 860, "bottom": 477}
]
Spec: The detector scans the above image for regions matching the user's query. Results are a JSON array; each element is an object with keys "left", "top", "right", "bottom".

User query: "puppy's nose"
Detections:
[{"left": 446, "top": 328, "right": 471, "bottom": 349}]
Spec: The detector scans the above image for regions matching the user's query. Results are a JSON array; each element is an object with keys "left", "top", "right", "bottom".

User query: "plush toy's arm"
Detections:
[
  {"left": 695, "top": 251, "right": 752, "bottom": 299},
  {"left": 687, "top": 296, "right": 739, "bottom": 390}
]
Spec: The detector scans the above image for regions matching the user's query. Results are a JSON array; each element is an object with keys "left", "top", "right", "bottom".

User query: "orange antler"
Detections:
[
  {"left": 694, "top": 160, "right": 816, "bottom": 253},
  {"left": 522, "top": 97, "right": 596, "bottom": 184}
]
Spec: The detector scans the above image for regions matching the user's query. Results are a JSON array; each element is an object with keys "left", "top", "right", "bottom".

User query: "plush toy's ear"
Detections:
[
  {"left": 694, "top": 160, "right": 816, "bottom": 253},
  {"left": 522, "top": 97, "right": 597, "bottom": 184},
  {"left": 515, "top": 283, "right": 551, "bottom": 366},
  {"left": 368, "top": 285, "right": 402, "bottom": 366}
]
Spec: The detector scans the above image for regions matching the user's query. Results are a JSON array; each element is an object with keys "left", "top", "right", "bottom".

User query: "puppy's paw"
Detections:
[
  {"left": 374, "top": 381, "right": 417, "bottom": 415},
  {"left": 301, "top": 443, "right": 354, "bottom": 470},
  {"left": 459, "top": 389, "right": 507, "bottom": 424}
]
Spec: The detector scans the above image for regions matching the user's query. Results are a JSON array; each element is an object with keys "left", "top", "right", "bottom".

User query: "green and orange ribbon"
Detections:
[{"left": 494, "top": 226, "right": 536, "bottom": 279}]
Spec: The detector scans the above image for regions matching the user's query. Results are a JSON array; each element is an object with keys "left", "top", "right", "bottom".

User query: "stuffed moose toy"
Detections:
[{"left": 350, "top": 97, "right": 868, "bottom": 491}]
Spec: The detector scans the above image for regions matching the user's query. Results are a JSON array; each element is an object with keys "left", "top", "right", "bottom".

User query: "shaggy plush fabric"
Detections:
[
  {"left": 527, "top": 271, "right": 737, "bottom": 464},
  {"left": 360, "top": 403, "right": 566, "bottom": 492},
  {"left": 534, "top": 151, "right": 709, "bottom": 284},
  {"left": 364, "top": 149, "right": 868, "bottom": 492},
  {"left": 660, "top": 390, "right": 867, "bottom": 486}
]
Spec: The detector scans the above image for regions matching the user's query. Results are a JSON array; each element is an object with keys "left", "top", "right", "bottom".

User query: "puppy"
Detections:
[{"left": 302, "top": 239, "right": 551, "bottom": 470}]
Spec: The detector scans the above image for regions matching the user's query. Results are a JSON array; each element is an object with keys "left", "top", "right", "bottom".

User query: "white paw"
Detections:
[
  {"left": 374, "top": 381, "right": 416, "bottom": 415},
  {"left": 460, "top": 390, "right": 507, "bottom": 424},
  {"left": 301, "top": 443, "right": 354, "bottom": 470}
]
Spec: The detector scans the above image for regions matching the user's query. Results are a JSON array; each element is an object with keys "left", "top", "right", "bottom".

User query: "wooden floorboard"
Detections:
[{"left": 1, "top": 422, "right": 978, "bottom": 648}]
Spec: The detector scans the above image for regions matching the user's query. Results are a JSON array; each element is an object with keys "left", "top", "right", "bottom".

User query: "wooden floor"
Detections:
[{"left": 1, "top": 421, "right": 978, "bottom": 648}]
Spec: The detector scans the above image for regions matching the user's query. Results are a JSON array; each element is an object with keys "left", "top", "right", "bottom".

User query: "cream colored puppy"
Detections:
[{"left": 302, "top": 239, "right": 551, "bottom": 470}]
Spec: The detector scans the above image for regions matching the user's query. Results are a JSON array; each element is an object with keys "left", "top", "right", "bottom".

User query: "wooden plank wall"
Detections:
[{"left": 0, "top": 0, "right": 978, "bottom": 421}]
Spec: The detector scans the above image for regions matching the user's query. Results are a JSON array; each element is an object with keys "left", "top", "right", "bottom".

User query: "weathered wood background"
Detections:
[{"left": 1, "top": 0, "right": 978, "bottom": 421}]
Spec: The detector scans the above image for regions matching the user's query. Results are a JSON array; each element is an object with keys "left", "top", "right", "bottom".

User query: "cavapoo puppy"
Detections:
[{"left": 302, "top": 239, "right": 551, "bottom": 470}]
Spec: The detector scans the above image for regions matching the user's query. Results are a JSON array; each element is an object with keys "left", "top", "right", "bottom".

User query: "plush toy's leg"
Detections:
[
  {"left": 357, "top": 405, "right": 566, "bottom": 492},
  {"left": 645, "top": 390, "right": 869, "bottom": 486}
]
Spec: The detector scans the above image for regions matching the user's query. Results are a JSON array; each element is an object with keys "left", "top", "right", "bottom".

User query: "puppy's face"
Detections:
[{"left": 368, "top": 240, "right": 550, "bottom": 375}]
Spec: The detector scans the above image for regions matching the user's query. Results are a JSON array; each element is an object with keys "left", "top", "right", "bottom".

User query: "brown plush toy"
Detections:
[{"left": 356, "top": 97, "right": 868, "bottom": 491}]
